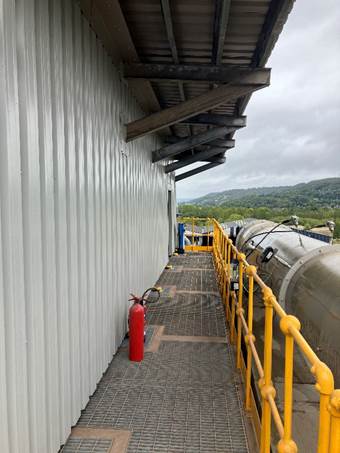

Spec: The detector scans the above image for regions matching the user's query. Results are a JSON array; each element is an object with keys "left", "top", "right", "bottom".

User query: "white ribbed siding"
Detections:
[{"left": 0, "top": 1, "right": 175, "bottom": 452}]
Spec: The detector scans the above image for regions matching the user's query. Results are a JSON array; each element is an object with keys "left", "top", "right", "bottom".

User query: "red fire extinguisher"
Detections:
[
  {"left": 128, "top": 287, "right": 161, "bottom": 362},
  {"left": 128, "top": 295, "right": 145, "bottom": 362}
]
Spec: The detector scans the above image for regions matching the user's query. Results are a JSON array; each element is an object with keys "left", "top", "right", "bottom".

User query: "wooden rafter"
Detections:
[
  {"left": 175, "top": 159, "right": 226, "bottom": 182},
  {"left": 181, "top": 114, "right": 246, "bottom": 127},
  {"left": 126, "top": 69, "right": 270, "bottom": 141},
  {"left": 164, "top": 145, "right": 234, "bottom": 173},
  {"left": 212, "top": 0, "right": 232, "bottom": 65},
  {"left": 153, "top": 128, "right": 235, "bottom": 163},
  {"left": 123, "top": 64, "right": 256, "bottom": 83},
  {"left": 160, "top": 0, "right": 191, "bottom": 136}
]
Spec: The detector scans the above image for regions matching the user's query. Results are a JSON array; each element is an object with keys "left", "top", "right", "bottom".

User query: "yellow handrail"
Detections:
[
  {"left": 179, "top": 217, "right": 340, "bottom": 452},
  {"left": 177, "top": 216, "right": 214, "bottom": 252},
  {"left": 210, "top": 218, "right": 340, "bottom": 453}
]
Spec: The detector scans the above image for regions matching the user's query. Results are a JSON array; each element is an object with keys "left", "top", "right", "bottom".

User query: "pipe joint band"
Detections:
[
  {"left": 260, "top": 383, "right": 276, "bottom": 401},
  {"left": 277, "top": 439, "right": 298, "bottom": 453},
  {"left": 328, "top": 390, "right": 340, "bottom": 417},
  {"left": 279, "top": 315, "right": 301, "bottom": 335},
  {"left": 311, "top": 361, "right": 334, "bottom": 395},
  {"left": 246, "top": 265, "right": 257, "bottom": 277},
  {"left": 262, "top": 287, "right": 275, "bottom": 306},
  {"left": 245, "top": 334, "right": 255, "bottom": 345},
  {"left": 237, "top": 252, "right": 246, "bottom": 261}
]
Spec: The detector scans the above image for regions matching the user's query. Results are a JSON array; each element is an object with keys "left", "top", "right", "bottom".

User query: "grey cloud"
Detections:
[{"left": 177, "top": 0, "right": 340, "bottom": 199}]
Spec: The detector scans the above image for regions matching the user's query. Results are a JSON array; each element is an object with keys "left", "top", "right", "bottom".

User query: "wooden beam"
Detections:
[
  {"left": 159, "top": 0, "right": 192, "bottom": 136},
  {"left": 175, "top": 159, "right": 226, "bottom": 182},
  {"left": 236, "top": 0, "right": 294, "bottom": 118},
  {"left": 181, "top": 114, "right": 246, "bottom": 127},
  {"left": 195, "top": 138, "right": 233, "bottom": 150},
  {"left": 164, "top": 134, "right": 234, "bottom": 146},
  {"left": 160, "top": 0, "right": 179, "bottom": 64},
  {"left": 124, "top": 63, "right": 255, "bottom": 83},
  {"left": 153, "top": 128, "right": 234, "bottom": 163},
  {"left": 212, "top": 0, "right": 232, "bottom": 65},
  {"left": 205, "top": 153, "right": 226, "bottom": 163},
  {"left": 165, "top": 145, "right": 233, "bottom": 173},
  {"left": 79, "top": 0, "right": 160, "bottom": 114},
  {"left": 126, "top": 68, "right": 270, "bottom": 141},
  {"left": 252, "top": 0, "right": 294, "bottom": 68}
]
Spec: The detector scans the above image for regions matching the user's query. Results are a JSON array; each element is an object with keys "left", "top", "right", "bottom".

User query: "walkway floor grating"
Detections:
[{"left": 62, "top": 253, "right": 251, "bottom": 453}]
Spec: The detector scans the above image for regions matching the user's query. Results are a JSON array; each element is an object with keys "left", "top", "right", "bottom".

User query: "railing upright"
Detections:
[
  {"left": 236, "top": 253, "right": 245, "bottom": 370},
  {"left": 230, "top": 291, "right": 236, "bottom": 344},
  {"left": 226, "top": 239, "right": 231, "bottom": 319},
  {"left": 277, "top": 315, "right": 300, "bottom": 453},
  {"left": 245, "top": 266, "right": 256, "bottom": 411},
  {"left": 260, "top": 288, "right": 275, "bottom": 453},
  {"left": 329, "top": 390, "right": 340, "bottom": 452}
]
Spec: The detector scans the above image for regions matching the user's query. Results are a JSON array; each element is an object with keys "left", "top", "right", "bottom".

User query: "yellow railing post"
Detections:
[
  {"left": 225, "top": 239, "right": 231, "bottom": 320},
  {"left": 230, "top": 290, "right": 236, "bottom": 344},
  {"left": 312, "top": 361, "right": 334, "bottom": 453},
  {"left": 328, "top": 389, "right": 340, "bottom": 453},
  {"left": 206, "top": 219, "right": 208, "bottom": 248},
  {"left": 192, "top": 218, "right": 195, "bottom": 250},
  {"left": 222, "top": 235, "right": 228, "bottom": 305},
  {"left": 236, "top": 253, "right": 245, "bottom": 370},
  {"left": 277, "top": 315, "right": 300, "bottom": 453},
  {"left": 245, "top": 265, "right": 256, "bottom": 411},
  {"left": 260, "top": 287, "right": 275, "bottom": 453}
]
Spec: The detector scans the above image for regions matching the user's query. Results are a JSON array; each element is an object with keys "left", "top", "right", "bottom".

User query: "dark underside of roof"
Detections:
[{"left": 78, "top": 0, "right": 295, "bottom": 180}]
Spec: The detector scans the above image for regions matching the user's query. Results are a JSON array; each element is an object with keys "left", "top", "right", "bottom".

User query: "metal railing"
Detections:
[
  {"left": 212, "top": 219, "right": 340, "bottom": 453},
  {"left": 177, "top": 216, "right": 214, "bottom": 252},
  {"left": 180, "top": 217, "right": 340, "bottom": 452}
]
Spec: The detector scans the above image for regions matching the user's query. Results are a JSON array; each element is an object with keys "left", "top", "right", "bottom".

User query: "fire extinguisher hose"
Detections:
[{"left": 141, "top": 286, "right": 161, "bottom": 304}]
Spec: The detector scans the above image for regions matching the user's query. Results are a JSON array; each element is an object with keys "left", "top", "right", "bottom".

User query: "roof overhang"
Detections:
[{"left": 78, "top": 0, "right": 295, "bottom": 179}]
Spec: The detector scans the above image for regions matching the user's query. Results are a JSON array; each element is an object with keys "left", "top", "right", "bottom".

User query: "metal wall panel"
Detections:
[{"left": 0, "top": 1, "right": 175, "bottom": 452}]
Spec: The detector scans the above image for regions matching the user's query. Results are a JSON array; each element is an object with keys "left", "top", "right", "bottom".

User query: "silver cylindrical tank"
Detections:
[{"left": 236, "top": 220, "right": 340, "bottom": 386}]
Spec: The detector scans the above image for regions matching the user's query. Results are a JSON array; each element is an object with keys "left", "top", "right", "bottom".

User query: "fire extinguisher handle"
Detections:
[{"left": 128, "top": 293, "right": 141, "bottom": 303}]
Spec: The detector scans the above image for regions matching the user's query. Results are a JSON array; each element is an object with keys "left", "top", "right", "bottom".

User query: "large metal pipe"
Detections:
[{"left": 236, "top": 220, "right": 340, "bottom": 386}]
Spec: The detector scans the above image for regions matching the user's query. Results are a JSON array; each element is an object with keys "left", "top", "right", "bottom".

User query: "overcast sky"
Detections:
[{"left": 176, "top": 0, "right": 340, "bottom": 200}]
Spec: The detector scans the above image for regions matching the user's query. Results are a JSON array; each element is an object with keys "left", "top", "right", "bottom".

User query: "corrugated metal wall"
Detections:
[{"left": 0, "top": 1, "right": 175, "bottom": 452}]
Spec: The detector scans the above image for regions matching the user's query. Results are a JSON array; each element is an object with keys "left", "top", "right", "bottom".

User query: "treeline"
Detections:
[
  {"left": 179, "top": 204, "right": 340, "bottom": 238},
  {"left": 192, "top": 178, "right": 340, "bottom": 209}
]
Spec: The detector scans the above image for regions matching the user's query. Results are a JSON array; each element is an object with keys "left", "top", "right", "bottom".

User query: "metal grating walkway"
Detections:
[{"left": 62, "top": 253, "right": 251, "bottom": 453}]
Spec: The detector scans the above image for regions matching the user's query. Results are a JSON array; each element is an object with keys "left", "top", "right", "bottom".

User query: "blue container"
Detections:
[{"left": 178, "top": 223, "right": 185, "bottom": 254}]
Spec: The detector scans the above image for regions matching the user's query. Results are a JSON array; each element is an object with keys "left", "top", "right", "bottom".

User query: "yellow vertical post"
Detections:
[
  {"left": 230, "top": 291, "right": 236, "bottom": 344},
  {"left": 220, "top": 229, "right": 223, "bottom": 277},
  {"left": 227, "top": 240, "right": 231, "bottom": 280},
  {"left": 215, "top": 223, "right": 218, "bottom": 259},
  {"left": 222, "top": 235, "right": 227, "bottom": 304},
  {"left": 329, "top": 390, "right": 340, "bottom": 453},
  {"left": 313, "top": 361, "right": 334, "bottom": 453},
  {"left": 221, "top": 230, "right": 224, "bottom": 285},
  {"left": 277, "top": 316, "right": 300, "bottom": 453},
  {"left": 207, "top": 219, "right": 209, "bottom": 247},
  {"left": 192, "top": 218, "right": 195, "bottom": 250},
  {"left": 236, "top": 253, "right": 245, "bottom": 370},
  {"left": 212, "top": 221, "right": 216, "bottom": 255},
  {"left": 245, "top": 266, "right": 256, "bottom": 411},
  {"left": 225, "top": 240, "right": 231, "bottom": 320},
  {"left": 260, "top": 287, "right": 275, "bottom": 453}
]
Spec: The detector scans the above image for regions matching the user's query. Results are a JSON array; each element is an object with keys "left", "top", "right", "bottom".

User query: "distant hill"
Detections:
[{"left": 189, "top": 178, "right": 340, "bottom": 209}]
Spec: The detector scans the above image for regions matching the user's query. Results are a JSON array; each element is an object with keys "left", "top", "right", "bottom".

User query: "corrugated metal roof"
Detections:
[{"left": 79, "top": 0, "right": 295, "bottom": 166}]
